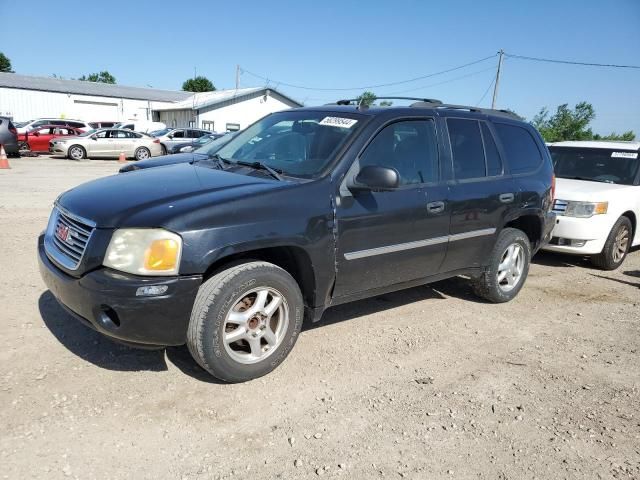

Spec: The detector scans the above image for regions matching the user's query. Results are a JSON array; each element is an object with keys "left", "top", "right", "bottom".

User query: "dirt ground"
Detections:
[{"left": 1, "top": 156, "right": 639, "bottom": 480}]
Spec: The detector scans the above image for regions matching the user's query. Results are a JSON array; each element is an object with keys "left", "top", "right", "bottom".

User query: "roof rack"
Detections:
[
  {"left": 410, "top": 101, "right": 522, "bottom": 120},
  {"left": 331, "top": 97, "right": 443, "bottom": 107}
]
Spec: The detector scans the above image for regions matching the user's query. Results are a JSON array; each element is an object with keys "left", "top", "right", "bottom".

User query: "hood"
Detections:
[
  {"left": 555, "top": 177, "right": 633, "bottom": 201},
  {"left": 119, "top": 152, "right": 200, "bottom": 172},
  {"left": 58, "top": 162, "right": 282, "bottom": 228}
]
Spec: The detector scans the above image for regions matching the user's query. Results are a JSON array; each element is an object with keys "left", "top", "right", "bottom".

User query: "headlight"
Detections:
[
  {"left": 564, "top": 201, "right": 608, "bottom": 218},
  {"left": 103, "top": 228, "right": 182, "bottom": 276}
]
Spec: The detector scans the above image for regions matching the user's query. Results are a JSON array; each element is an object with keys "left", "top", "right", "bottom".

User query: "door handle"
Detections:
[
  {"left": 427, "top": 201, "right": 445, "bottom": 213},
  {"left": 499, "top": 193, "right": 515, "bottom": 203}
]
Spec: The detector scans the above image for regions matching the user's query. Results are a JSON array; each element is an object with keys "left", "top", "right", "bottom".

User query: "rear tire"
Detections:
[
  {"left": 591, "top": 216, "right": 632, "bottom": 270},
  {"left": 67, "top": 145, "right": 86, "bottom": 160},
  {"left": 134, "top": 147, "right": 151, "bottom": 161},
  {"left": 472, "top": 228, "right": 531, "bottom": 303},
  {"left": 187, "top": 261, "right": 304, "bottom": 383}
]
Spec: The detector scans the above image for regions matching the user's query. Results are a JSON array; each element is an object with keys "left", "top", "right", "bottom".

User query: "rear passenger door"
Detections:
[{"left": 440, "top": 118, "right": 517, "bottom": 272}]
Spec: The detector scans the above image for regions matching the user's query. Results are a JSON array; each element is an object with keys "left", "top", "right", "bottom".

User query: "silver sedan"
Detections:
[{"left": 49, "top": 129, "right": 163, "bottom": 160}]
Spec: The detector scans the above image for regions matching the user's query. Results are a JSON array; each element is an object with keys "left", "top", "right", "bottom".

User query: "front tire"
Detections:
[
  {"left": 161, "top": 144, "right": 167, "bottom": 155},
  {"left": 18, "top": 141, "right": 30, "bottom": 152},
  {"left": 187, "top": 261, "right": 304, "bottom": 382},
  {"left": 591, "top": 216, "right": 632, "bottom": 270},
  {"left": 134, "top": 147, "right": 151, "bottom": 161},
  {"left": 472, "top": 228, "right": 531, "bottom": 303},
  {"left": 67, "top": 145, "right": 86, "bottom": 160}
]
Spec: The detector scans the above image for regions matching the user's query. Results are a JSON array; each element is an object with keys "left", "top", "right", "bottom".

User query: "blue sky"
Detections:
[{"left": 2, "top": 0, "right": 639, "bottom": 135}]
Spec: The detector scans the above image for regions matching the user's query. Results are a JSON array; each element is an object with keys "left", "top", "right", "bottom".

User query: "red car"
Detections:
[{"left": 18, "top": 125, "right": 84, "bottom": 152}]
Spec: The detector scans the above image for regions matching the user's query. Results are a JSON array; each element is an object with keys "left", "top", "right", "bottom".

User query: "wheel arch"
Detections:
[
  {"left": 201, "top": 245, "right": 317, "bottom": 309},
  {"left": 621, "top": 210, "right": 636, "bottom": 240},
  {"left": 503, "top": 214, "right": 542, "bottom": 250}
]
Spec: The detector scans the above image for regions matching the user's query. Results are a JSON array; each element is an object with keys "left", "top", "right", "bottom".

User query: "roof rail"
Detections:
[
  {"left": 332, "top": 96, "right": 443, "bottom": 106},
  {"left": 410, "top": 101, "right": 522, "bottom": 120}
]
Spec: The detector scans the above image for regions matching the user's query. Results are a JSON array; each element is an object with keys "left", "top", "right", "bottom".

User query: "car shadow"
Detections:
[
  {"left": 590, "top": 271, "right": 640, "bottom": 289},
  {"left": 532, "top": 251, "right": 592, "bottom": 268},
  {"left": 38, "top": 276, "right": 488, "bottom": 382},
  {"left": 304, "top": 276, "right": 483, "bottom": 332},
  {"left": 39, "top": 290, "right": 231, "bottom": 383}
]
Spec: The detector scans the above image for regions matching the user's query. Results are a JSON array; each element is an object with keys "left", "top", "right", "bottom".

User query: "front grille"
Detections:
[
  {"left": 552, "top": 199, "right": 568, "bottom": 215},
  {"left": 46, "top": 207, "right": 95, "bottom": 270}
]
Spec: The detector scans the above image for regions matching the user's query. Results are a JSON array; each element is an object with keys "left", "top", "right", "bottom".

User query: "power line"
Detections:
[
  {"left": 240, "top": 54, "right": 497, "bottom": 91},
  {"left": 504, "top": 52, "right": 640, "bottom": 69},
  {"left": 380, "top": 66, "right": 497, "bottom": 96},
  {"left": 476, "top": 74, "right": 496, "bottom": 107}
]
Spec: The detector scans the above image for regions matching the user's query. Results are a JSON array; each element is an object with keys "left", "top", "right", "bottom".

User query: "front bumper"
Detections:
[
  {"left": 38, "top": 234, "right": 202, "bottom": 347},
  {"left": 541, "top": 214, "right": 611, "bottom": 255}
]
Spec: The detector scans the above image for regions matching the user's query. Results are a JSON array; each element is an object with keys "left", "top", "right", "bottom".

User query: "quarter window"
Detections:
[
  {"left": 481, "top": 123, "right": 503, "bottom": 176},
  {"left": 359, "top": 119, "right": 439, "bottom": 185},
  {"left": 494, "top": 123, "right": 543, "bottom": 174},
  {"left": 447, "top": 119, "right": 486, "bottom": 180}
]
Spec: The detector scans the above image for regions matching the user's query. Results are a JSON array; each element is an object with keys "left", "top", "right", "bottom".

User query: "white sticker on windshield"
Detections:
[
  {"left": 319, "top": 117, "right": 358, "bottom": 128},
  {"left": 611, "top": 151, "right": 638, "bottom": 159}
]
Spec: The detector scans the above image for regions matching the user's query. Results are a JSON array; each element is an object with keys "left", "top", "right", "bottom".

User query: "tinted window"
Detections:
[
  {"left": 448, "top": 119, "right": 485, "bottom": 179},
  {"left": 68, "top": 121, "right": 84, "bottom": 128},
  {"left": 495, "top": 124, "right": 543, "bottom": 174},
  {"left": 172, "top": 130, "right": 185, "bottom": 138},
  {"left": 360, "top": 119, "right": 439, "bottom": 185},
  {"left": 51, "top": 120, "right": 66, "bottom": 126},
  {"left": 481, "top": 123, "right": 502, "bottom": 176}
]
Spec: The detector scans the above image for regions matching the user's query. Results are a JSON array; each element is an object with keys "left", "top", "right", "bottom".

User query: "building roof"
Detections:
[
  {"left": 0, "top": 72, "right": 192, "bottom": 102},
  {"left": 549, "top": 140, "right": 640, "bottom": 151},
  {"left": 153, "top": 87, "right": 302, "bottom": 111}
]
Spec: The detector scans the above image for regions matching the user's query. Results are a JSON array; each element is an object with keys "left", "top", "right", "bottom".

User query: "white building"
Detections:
[
  {"left": 0, "top": 73, "right": 301, "bottom": 131},
  {"left": 155, "top": 88, "right": 301, "bottom": 132}
]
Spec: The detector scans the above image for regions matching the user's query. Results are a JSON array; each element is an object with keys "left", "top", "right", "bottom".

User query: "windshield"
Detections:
[
  {"left": 14, "top": 121, "right": 31, "bottom": 127},
  {"left": 150, "top": 128, "right": 172, "bottom": 137},
  {"left": 215, "top": 111, "right": 363, "bottom": 177},
  {"left": 550, "top": 147, "right": 639, "bottom": 185},
  {"left": 78, "top": 129, "right": 101, "bottom": 137}
]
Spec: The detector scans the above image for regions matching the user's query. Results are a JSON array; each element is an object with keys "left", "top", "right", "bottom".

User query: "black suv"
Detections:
[{"left": 38, "top": 99, "right": 555, "bottom": 382}]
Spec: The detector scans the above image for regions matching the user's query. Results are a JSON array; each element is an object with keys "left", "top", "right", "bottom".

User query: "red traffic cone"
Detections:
[
  {"left": 0, "top": 145, "right": 10, "bottom": 169},
  {"left": 118, "top": 152, "right": 126, "bottom": 163}
]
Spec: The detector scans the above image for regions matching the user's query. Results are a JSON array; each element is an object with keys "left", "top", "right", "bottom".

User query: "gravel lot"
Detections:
[{"left": 1, "top": 156, "right": 639, "bottom": 479}]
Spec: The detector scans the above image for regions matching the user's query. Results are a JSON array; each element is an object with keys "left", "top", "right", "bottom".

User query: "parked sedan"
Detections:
[
  {"left": 16, "top": 118, "right": 92, "bottom": 134},
  {"left": 50, "top": 128, "right": 162, "bottom": 160},
  {"left": 168, "top": 133, "right": 226, "bottom": 154},
  {"left": 18, "top": 125, "right": 84, "bottom": 152},
  {"left": 152, "top": 128, "right": 213, "bottom": 155}
]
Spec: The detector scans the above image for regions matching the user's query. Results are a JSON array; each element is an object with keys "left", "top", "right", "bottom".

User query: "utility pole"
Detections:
[
  {"left": 491, "top": 49, "right": 504, "bottom": 109},
  {"left": 235, "top": 65, "right": 240, "bottom": 90}
]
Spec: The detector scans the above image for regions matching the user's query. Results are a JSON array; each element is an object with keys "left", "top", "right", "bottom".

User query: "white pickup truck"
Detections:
[{"left": 543, "top": 141, "right": 640, "bottom": 270}]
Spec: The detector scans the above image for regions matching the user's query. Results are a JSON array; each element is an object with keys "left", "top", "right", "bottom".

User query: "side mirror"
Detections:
[
  {"left": 90, "top": 135, "right": 97, "bottom": 141},
  {"left": 32, "top": 131, "right": 40, "bottom": 136},
  {"left": 349, "top": 165, "right": 400, "bottom": 193}
]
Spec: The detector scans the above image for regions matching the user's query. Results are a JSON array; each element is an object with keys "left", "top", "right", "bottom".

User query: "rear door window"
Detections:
[
  {"left": 494, "top": 123, "right": 543, "bottom": 174},
  {"left": 447, "top": 119, "right": 486, "bottom": 179}
]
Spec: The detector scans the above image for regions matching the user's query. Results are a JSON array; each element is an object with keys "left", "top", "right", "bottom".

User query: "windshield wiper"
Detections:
[
  {"left": 234, "top": 160, "right": 284, "bottom": 181},
  {"left": 192, "top": 153, "right": 229, "bottom": 170}
]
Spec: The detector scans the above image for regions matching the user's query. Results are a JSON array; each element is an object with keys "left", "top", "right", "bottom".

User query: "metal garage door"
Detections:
[{"left": 73, "top": 100, "right": 119, "bottom": 122}]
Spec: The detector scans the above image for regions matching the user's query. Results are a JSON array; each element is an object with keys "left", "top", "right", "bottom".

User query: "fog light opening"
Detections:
[{"left": 100, "top": 305, "right": 121, "bottom": 327}]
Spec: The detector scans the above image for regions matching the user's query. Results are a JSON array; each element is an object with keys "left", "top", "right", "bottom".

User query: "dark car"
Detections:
[
  {"left": 38, "top": 99, "right": 555, "bottom": 382},
  {"left": 167, "top": 132, "right": 226, "bottom": 154},
  {"left": 0, "top": 116, "right": 19, "bottom": 157},
  {"left": 119, "top": 132, "right": 236, "bottom": 172}
]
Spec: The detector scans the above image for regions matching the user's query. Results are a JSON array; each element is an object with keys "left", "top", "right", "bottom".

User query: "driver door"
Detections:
[{"left": 334, "top": 119, "right": 450, "bottom": 298}]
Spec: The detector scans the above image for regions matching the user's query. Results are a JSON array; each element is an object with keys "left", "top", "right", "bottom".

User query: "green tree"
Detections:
[
  {"left": 0, "top": 52, "right": 13, "bottom": 73},
  {"left": 182, "top": 76, "right": 216, "bottom": 92},
  {"left": 78, "top": 71, "right": 116, "bottom": 84},
  {"left": 532, "top": 101, "right": 635, "bottom": 142},
  {"left": 356, "top": 91, "right": 377, "bottom": 107}
]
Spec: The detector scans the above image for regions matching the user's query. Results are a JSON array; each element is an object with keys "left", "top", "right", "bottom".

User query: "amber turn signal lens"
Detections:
[
  {"left": 594, "top": 202, "right": 608, "bottom": 215},
  {"left": 144, "top": 239, "right": 179, "bottom": 271}
]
